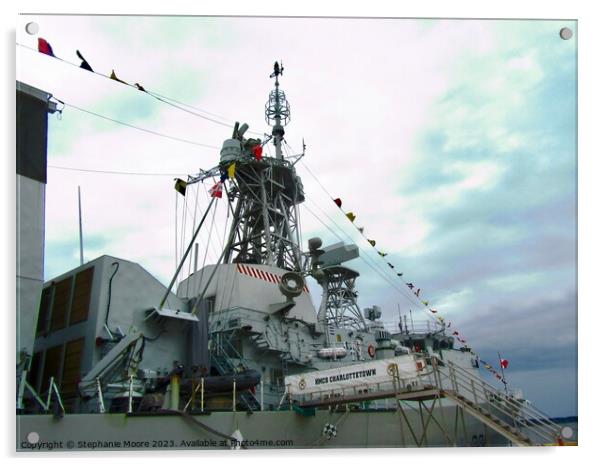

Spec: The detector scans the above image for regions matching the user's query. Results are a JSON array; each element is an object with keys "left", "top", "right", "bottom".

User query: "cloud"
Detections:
[
  {"left": 458, "top": 292, "right": 577, "bottom": 372},
  {"left": 16, "top": 17, "right": 577, "bottom": 416}
]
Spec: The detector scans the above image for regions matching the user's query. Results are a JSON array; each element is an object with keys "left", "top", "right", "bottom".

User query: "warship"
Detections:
[{"left": 16, "top": 63, "right": 571, "bottom": 450}]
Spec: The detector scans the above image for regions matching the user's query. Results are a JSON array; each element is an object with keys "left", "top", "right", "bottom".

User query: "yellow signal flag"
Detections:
[
  {"left": 346, "top": 212, "right": 356, "bottom": 222},
  {"left": 110, "top": 69, "right": 128, "bottom": 85},
  {"left": 228, "top": 162, "right": 236, "bottom": 178},
  {"left": 174, "top": 178, "right": 187, "bottom": 196}
]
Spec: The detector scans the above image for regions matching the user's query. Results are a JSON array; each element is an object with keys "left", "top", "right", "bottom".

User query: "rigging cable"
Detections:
[
  {"left": 292, "top": 148, "right": 438, "bottom": 317},
  {"left": 29, "top": 37, "right": 440, "bottom": 323},
  {"left": 48, "top": 165, "right": 187, "bottom": 176},
  {"left": 300, "top": 202, "right": 421, "bottom": 311},
  {"left": 18, "top": 42, "right": 264, "bottom": 136},
  {"left": 298, "top": 175, "right": 427, "bottom": 310},
  {"left": 179, "top": 182, "right": 190, "bottom": 285},
  {"left": 199, "top": 177, "right": 227, "bottom": 256},
  {"left": 60, "top": 101, "right": 220, "bottom": 149},
  {"left": 175, "top": 191, "right": 179, "bottom": 272},
  {"left": 186, "top": 191, "right": 218, "bottom": 298},
  {"left": 185, "top": 180, "right": 203, "bottom": 295},
  {"left": 297, "top": 162, "right": 435, "bottom": 314},
  {"left": 304, "top": 193, "right": 424, "bottom": 309}
]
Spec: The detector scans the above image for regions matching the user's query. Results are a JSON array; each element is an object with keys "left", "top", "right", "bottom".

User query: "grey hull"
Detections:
[{"left": 17, "top": 407, "right": 510, "bottom": 451}]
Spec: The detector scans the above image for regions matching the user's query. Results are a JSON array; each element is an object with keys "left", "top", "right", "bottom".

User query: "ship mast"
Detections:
[
  {"left": 218, "top": 62, "right": 302, "bottom": 270},
  {"left": 265, "top": 61, "right": 290, "bottom": 159}
]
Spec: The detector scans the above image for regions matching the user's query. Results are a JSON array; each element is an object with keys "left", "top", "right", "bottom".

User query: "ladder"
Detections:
[
  {"left": 211, "top": 334, "right": 261, "bottom": 411},
  {"left": 429, "top": 357, "right": 562, "bottom": 446}
]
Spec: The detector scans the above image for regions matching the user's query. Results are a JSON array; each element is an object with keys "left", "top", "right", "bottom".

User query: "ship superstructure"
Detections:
[{"left": 16, "top": 66, "right": 568, "bottom": 449}]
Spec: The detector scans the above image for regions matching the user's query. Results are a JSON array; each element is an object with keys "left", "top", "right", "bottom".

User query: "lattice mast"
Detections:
[
  {"left": 309, "top": 241, "right": 367, "bottom": 332},
  {"left": 318, "top": 267, "right": 366, "bottom": 331},
  {"left": 219, "top": 62, "right": 304, "bottom": 271}
]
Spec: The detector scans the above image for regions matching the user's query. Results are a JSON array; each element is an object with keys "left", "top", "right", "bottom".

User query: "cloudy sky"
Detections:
[{"left": 16, "top": 16, "right": 576, "bottom": 416}]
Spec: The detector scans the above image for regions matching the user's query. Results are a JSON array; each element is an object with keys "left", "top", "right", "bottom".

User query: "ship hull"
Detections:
[{"left": 17, "top": 406, "right": 510, "bottom": 451}]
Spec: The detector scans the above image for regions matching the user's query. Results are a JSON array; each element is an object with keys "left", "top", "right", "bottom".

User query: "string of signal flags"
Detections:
[
  {"left": 35, "top": 37, "right": 266, "bottom": 202},
  {"left": 37, "top": 37, "right": 151, "bottom": 93},
  {"left": 172, "top": 159, "right": 511, "bottom": 384},
  {"left": 35, "top": 37, "right": 512, "bottom": 388},
  {"left": 333, "top": 196, "right": 511, "bottom": 385},
  {"left": 32, "top": 37, "right": 260, "bottom": 133},
  {"left": 173, "top": 145, "right": 263, "bottom": 199}
]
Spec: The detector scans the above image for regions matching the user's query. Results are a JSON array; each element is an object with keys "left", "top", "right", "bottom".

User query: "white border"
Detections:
[{"left": 3, "top": 1, "right": 598, "bottom": 464}]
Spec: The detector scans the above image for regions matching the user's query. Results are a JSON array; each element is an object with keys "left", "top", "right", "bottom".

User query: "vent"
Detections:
[
  {"left": 36, "top": 286, "right": 52, "bottom": 335},
  {"left": 374, "top": 330, "right": 391, "bottom": 342},
  {"left": 50, "top": 276, "right": 72, "bottom": 332},
  {"left": 28, "top": 351, "right": 42, "bottom": 392},
  {"left": 227, "top": 318, "right": 240, "bottom": 329},
  {"left": 41, "top": 344, "right": 63, "bottom": 390},
  {"left": 62, "top": 338, "right": 85, "bottom": 396},
  {"left": 70, "top": 267, "right": 94, "bottom": 325}
]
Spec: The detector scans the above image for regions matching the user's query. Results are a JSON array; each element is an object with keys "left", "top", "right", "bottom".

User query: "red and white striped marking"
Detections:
[{"left": 236, "top": 263, "right": 309, "bottom": 293}]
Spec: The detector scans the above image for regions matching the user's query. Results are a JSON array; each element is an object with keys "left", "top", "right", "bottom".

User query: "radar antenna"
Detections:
[
  {"left": 184, "top": 63, "right": 304, "bottom": 271},
  {"left": 265, "top": 61, "right": 290, "bottom": 159}
]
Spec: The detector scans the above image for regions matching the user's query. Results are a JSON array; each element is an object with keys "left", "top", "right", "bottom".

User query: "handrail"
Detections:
[
  {"left": 212, "top": 333, "right": 252, "bottom": 370},
  {"left": 430, "top": 358, "right": 560, "bottom": 444},
  {"left": 443, "top": 360, "right": 561, "bottom": 434},
  {"left": 440, "top": 371, "right": 556, "bottom": 441},
  {"left": 383, "top": 320, "right": 446, "bottom": 335},
  {"left": 430, "top": 360, "right": 549, "bottom": 440},
  {"left": 210, "top": 336, "right": 262, "bottom": 411},
  {"left": 439, "top": 367, "right": 555, "bottom": 440}
]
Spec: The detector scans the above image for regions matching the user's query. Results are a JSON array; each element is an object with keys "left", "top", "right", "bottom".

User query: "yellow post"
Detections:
[
  {"left": 233, "top": 380, "right": 237, "bottom": 412},
  {"left": 201, "top": 378, "right": 205, "bottom": 412},
  {"left": 170, "top": 374, "right": 180, "bottom": 411}
]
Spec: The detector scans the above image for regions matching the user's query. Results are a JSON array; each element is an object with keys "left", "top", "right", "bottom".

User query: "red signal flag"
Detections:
[
  {"left": 209, "top": 182, "right": 223, "bottom": 198},
  {"left": 253, "top": 144, "right": 263, "bottom": 160},
  {"left": 37, "top": 38, "right": 55, "bottom": 56},
  {"left": 500, "top": 359, "right": 509, "bottom": 369},
  {"left": 333, "top": 198, "right": 342, "bottom": 208}
]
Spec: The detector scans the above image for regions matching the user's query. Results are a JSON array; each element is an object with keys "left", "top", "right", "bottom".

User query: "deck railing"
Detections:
[{"left": 427, "top": 357, "right": 562, "bottom": 444}]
